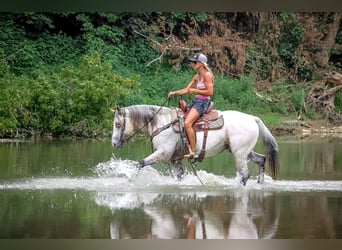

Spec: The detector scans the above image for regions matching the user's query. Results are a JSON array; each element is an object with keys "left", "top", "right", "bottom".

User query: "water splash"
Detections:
[
  {"left": 0, "top": 157, "right": 342, "bottom": 193},
  {"left": 91, "top": 157, "right": 138, "bottom": 179}
]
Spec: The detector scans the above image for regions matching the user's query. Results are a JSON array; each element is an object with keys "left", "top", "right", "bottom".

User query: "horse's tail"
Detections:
[{"left": 255, "top": 117, "right": 279, "bottom": 179}]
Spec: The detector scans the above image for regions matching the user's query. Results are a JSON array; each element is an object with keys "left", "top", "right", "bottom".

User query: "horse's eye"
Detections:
[{"left": 115, "top": 122, "right": 121, "bottom": 128}]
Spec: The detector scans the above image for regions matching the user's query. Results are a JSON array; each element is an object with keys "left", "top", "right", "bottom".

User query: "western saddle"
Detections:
[{"left": 174, "top": 99, "right": 224, "bottom": 161}]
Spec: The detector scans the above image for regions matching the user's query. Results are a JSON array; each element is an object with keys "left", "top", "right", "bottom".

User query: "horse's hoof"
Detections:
[
  {"left": 257, "top": 177, "right": 265, "bottom": 184},
  {"left": 176, "top": 174, "right": 183, "bottom": 181},
  {"left": 137, "top": 160, "right": 145, "bottom": 170},
  {"left": 240, "top": 175, "right": 250, "bottom": 186}
]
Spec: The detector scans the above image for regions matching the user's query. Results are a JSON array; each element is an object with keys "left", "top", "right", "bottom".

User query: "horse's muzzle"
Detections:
[{"left": 112, "top": 139, "right": 123, "bottom": 148}]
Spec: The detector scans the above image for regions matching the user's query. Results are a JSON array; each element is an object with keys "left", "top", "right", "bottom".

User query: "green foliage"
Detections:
[
  {"left": 44, "top": 52, "right": 140, "bottom": 137},
  {"left": 0, "top": 82, "right": 17, "bottom": 134},
  {"left": 0, "top": 48, "right": 10, "bottom": 77},
  {"left": 0, "top": 53, "right": 140, "bottom": 137},
  {"left": 76, "top": 13, "right": 125, "bottom": 66},
  {"left": 0, "top": 14, "right": 28, "bottom": 75},
  {"left": 170, "top": 12, "right": 207, "bottom": 23},
  {"left": 297, "top": 62, "right": 313, "bottom": 81},
  {"left": 0, "top": 14, "right": 84, "bottom": 77},
  {"left": 278, "top": 13, "right": 305, "bottom": 68},
  {"left": 272, "top": 79, "right": 316, "bottom": 118},
  {"left": 245, "top": 44, "right": 274, "bottom": 80},
  {"left": 155, "top": 12, "right": 207, "bottom": 29},
  {"left": 213, "top": 75, "right": 271, "bottom": 114},
  {"left": 257, "top": 113, "right": 283, "bottom": 127},
  {"left": 113, "top": 38, "right": 160, "bottom": 75},
  {"left": 0, "top": 73, "right": 31, "bottom": 137},
  {"left": 1, "top": 12, "right": 338, "bottom": 138},
  {"left": 18, "top": 12, "right": 55, "bottom": 34}
]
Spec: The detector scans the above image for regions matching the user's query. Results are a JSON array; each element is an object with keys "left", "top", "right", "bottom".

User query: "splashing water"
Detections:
[
  {"left": 0, "top": 157, "right": 342, "bottom": 193},
  {"left": 92, "top": 157, "right": 139, "bottom": 179}
]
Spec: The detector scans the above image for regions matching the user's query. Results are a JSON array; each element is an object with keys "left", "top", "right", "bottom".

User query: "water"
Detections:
[{"left": 0, "top": 135, "right": 341, "bottom": 238}]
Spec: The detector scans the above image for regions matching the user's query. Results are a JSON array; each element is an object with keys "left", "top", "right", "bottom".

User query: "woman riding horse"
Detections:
[{"left": 168, "top": 53, "right": 214, "bottom": 159}]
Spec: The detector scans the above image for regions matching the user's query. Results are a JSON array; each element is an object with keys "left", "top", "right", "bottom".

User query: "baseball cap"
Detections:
[{"left": 189, "top": 53, "right": 207, "bottom": 64}]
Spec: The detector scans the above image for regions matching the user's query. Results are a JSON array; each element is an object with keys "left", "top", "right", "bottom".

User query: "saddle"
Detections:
[{"left": 173, "top": 99, "right": 224, "bottom": 161}]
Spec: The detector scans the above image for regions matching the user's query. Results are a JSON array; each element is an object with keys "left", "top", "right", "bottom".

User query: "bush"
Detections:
[
  {"left": 45, "top": 52, "right": 140, "bottom": 137},
  {"left": 272, "top": 79, "right": 312, "bottom": 117},
  {"left": 0, "top": 14, "right": 84, "bottom": 77},
  {"left": 0, "top": 52, "right": 140, "bottom": 137},
  {"left": 0, "top": 73, "right": 32, "bottom": 137},
  {"left": 213, "top": 75, "right": 271, "bottom": 113}
]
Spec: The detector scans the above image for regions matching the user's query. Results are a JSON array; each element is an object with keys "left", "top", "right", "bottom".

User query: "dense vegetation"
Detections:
[{"left": 0, "top": 12, "right": 341, "bottom": 138}]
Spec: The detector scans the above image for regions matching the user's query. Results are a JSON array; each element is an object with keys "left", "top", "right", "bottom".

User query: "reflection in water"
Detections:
[
  {"left": 95, "top": 190, "right": 279, "bottom": 239},
  {"left": 0, "top": 138, "right": 341, "bottom": 238},
  {"left": 228, "top": 192, "right": 258, "bottom": 238},
  {"left": 278, "top": 136, "right": 342, "bottom": 180}
]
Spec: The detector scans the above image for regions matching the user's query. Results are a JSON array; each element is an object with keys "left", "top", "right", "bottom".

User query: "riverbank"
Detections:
[{"left": 271, "top": 119, "right": 342, "bottom": 139}]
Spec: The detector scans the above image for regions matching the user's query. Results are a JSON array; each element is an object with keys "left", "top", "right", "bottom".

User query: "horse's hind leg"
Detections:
[
  {"left": 248, "top": 151, "right": 266, "bottom": 184},
  {"left": 234, "top": 157, "right": 250, "bottom": 186}
]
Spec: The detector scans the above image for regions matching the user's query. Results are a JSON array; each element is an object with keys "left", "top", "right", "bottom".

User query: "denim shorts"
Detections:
[{"left": 187, "top": 98, "right": 210, "bottom": 117}]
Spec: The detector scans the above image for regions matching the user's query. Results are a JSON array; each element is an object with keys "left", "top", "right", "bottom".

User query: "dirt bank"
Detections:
[{"left": 272, "top": 119, "right": 342, "bottom": 139}]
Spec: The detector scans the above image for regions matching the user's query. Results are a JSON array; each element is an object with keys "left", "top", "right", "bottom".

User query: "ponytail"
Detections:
[{"left": 203, "top": 63, "right": 214, "bottom": 83}]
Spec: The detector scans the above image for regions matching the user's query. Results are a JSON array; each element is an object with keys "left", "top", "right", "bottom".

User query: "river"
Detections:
[{"left": 0, "top": 135, "right": 341, "bottom": 238}]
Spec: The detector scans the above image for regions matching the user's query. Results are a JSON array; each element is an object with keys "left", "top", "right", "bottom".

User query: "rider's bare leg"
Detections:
[{"left": 184, "top": 108, "right": 199, "bottom": 158}]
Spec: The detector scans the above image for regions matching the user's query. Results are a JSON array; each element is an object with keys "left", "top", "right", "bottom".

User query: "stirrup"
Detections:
[
  {"left": 184, "top": 153, "right": 194, "bottom": 159},
  {"left": 184, "top": 151, "right": 198, "bottom": 159}
]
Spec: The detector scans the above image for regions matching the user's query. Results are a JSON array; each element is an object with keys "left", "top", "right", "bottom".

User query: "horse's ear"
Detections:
[
  {"left": 112, "top": 107, "right": 124, "bottom": 115},
  {"left": 110, "top": 105, "right": 121, "bottom": 114}
]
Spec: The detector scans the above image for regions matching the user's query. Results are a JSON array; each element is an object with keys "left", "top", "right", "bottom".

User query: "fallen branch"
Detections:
[
  {"left": 325, "top": 71, "right": 342, "bottom": 86},
  {"left": 133, "top": 29, "right": 201, "bottom": 67},
  {"left": 254, "top": 90, "right": 279, "bottom": 103},
  {"left": 306, "top": 77, "right": 342, "bottom": 124}
]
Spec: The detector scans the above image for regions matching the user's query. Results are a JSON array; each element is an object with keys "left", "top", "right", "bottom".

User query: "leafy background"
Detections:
[{"left": 0, "top": 12, "right": 341, "bottom": 137}]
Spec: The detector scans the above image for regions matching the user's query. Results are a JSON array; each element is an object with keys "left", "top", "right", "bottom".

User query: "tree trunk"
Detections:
[{"left": 319, "top": 13, "right": 342, "bottom": 68}]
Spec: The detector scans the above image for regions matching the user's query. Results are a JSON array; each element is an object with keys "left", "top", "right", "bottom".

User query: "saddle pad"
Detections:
[{"left": 172, "top": 114, "right": 224, "bottom": 133}]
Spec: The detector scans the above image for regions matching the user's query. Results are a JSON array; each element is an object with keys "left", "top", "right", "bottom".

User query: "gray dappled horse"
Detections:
[{"left": 111, "top": 105, "right": 279, "bottom": 185}]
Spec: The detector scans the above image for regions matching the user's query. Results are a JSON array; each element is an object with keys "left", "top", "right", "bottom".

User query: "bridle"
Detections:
[
  {"left": 115, "top": 98, "right": 171, "bottom": 144},
  {"left": 117, "top": 108, "right": 128, "bottom": 143}
]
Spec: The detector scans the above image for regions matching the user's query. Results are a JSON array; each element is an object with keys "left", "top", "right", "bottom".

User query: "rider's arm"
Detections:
[{"left": 168, "top": 75, "right": 197, "bottom": 98}]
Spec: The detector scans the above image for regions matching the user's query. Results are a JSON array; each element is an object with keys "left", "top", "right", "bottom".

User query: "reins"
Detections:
[{"left": 121, "top": 97, "right": 170, "bottom": 143}]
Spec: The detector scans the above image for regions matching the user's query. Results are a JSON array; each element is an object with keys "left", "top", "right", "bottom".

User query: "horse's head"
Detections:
[
  {"left": 111, "top": 107, "right": 133, "bottom": 148},
  {"left": 111, "top": 104, "right": 167, "bottom": 148}
]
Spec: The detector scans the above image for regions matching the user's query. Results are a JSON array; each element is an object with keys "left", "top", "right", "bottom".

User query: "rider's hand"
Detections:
[{"left": 168, "top": 91, "right": 176, "bottom": 99}]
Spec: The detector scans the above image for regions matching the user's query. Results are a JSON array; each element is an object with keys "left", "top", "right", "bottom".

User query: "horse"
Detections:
[{"left": 111, "top": 104, "right": 279, "bottom": 185}]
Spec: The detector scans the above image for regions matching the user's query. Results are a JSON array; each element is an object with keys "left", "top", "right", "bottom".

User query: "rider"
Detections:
[{"left": 168, "top": 52, "right": 214, "bottom": 158}]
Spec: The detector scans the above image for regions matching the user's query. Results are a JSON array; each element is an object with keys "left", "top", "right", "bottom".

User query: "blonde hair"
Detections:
[{"left": 202, "top": 63, "right": 214, "bottom": 82}]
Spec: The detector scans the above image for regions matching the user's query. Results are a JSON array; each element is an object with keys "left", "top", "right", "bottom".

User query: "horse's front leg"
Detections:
[
  {"left": 136, "top": 155, "right": 157, "bottom": 169},
  {"left": 170, "top": 159, "right": 184, "bottom": 180},
  {"left": 136, "top": 149, "right": 173, "bottom": 169}
]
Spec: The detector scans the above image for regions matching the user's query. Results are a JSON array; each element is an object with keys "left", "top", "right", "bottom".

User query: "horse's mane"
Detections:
[{"left": 125, "top": 105, "right": 172, "bottom": 129}]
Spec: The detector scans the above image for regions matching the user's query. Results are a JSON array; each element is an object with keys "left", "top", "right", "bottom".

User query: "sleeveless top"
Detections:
[{"left": 195, "top": 78, "right": 211, "bottom": 100}]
